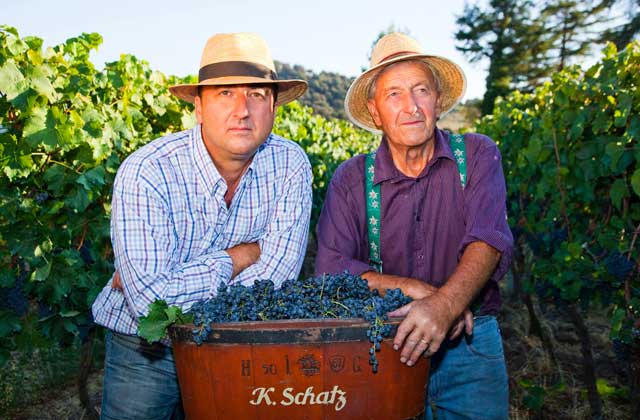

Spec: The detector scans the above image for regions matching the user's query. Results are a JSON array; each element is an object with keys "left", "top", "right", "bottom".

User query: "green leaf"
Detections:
[
  {"left": 524, "top": 138, "right": 542, "bottom": 164},
  {"left": 0, "top": 268, "right": 14, "bottom": 288},
  {"left": 43, "top": 165, "right": 66, "bottom": 195},
  {"left": 59, "top": 310, "right": 81, "bottom": 318},
  {"left": 632, "top": 169, "right": 640, "bottom": 198},
  {"left": 52, "top": 276, "right": 73, "bottom": 302},
  {"left": 65, "top": 187, "right": 90, "bottom": 212},
  {"left": 614, "top": 93, "right": 632, "bottom": 127},
  {"left": 23, "top": 107, "right": 59, "bottom": 150},
  {"left": 604, "top": 141, "right": 625, "bottom": 172},
  {"left": 0, "top": 310, "right": 22, "bottom": 337},
  {"left": 609, "top": 179, "right": 628, "bottom": 210},
  {"left": 0, "top": 349, "right": 9, "bottom": 367},
  {"left": 567, "top": 242, "right": 582, "bottom": 259},
  {"left": 138, "top": 300, "right": 171, "bottom": 343},
  {"left": 137, "top": 300, "right": 191, "bottom": 343},
  {"left": 30, "top": 261, "right": 52, "bottom": 282},
  {"left": 76, "top": 166, "right": 106, "bottom": 191},
  {"left": 0, "top": 60, "right": 28, "bottom": 100},
  {"left": 60, "top": 249, "right": 83, "bottom": 267},
  {"left": 27, "top": 65, "right": 57, "bottom": 103}
]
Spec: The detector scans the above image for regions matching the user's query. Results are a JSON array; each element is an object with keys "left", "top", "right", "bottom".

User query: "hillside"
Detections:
[{"left": 276, "top": 61, "right": 481, "bottom": 130}]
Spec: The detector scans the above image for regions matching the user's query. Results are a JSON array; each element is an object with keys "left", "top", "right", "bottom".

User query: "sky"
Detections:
[{"left": 5, "top": 0, "right": 488, "bottom": 100}]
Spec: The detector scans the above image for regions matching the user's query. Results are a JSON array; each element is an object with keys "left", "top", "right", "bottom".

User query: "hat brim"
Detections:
[
  {"left": 344, "top": 54, "right": 467, "bottom": 133},
  {"left": 169, "top": 77, "right": 308, "bottom": 107}
]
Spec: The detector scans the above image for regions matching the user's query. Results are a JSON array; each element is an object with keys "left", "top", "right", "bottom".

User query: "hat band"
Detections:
[
  {"left": 376, "top": 51, "right": 419, "bottom": 65},
  {"left": 199, "top": 61, "right": 277, "bottom": 82}
]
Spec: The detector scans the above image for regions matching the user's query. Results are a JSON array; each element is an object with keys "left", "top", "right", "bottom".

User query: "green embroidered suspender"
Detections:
[
  {"left": 365, "top": 152, "right": 383, "bottom": 272},
  {"left": 366, "top": 133, "right": 467, "bottom": 273}
]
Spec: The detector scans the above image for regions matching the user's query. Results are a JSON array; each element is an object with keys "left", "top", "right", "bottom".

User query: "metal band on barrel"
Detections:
[{"left": 199, "top": 61, "right": 277, "bottom": 81}]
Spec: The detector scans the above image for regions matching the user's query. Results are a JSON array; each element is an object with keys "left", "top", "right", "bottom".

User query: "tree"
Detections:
[
  {"left": 540, "top": 0, "right": 617, "bottom": 70},
  {"left": 455, "top": 0, "right": 545, "bottom": 115},
  {"left": 603, "top": 0, "right": 640, "bottom": 49}
]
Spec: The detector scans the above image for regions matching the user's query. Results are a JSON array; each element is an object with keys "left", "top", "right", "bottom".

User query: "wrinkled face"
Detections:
[
  {"left": 195, "top": 84, "right": 276, "bottom": 163},
  {"left": 367, "top": 61, "right": 441, "bottom": 149}
]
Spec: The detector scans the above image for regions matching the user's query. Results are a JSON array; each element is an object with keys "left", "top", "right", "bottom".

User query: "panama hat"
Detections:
[
  {"left": 169, "top": 32, "right": 307, "bottom": 106},
  {"left": 345, "top": 33, "right": 466, "bottom": 133}
]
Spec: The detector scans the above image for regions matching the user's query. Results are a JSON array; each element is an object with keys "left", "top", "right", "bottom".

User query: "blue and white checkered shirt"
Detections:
[{"left": 92, "top": 125, "right": 312, "bottom": 335}]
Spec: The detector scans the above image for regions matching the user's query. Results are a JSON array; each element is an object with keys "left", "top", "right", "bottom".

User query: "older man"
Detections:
[
  {"left": 92, "top": 33, "right": 312, "bottom": 419},
  {"left": 315, "top": 33, "right": 513, "bottom": 419}
]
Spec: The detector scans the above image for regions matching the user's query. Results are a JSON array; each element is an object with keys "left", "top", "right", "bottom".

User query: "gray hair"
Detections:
[{"left": 368, "top": 59, "right": 442, "bottom": 100}]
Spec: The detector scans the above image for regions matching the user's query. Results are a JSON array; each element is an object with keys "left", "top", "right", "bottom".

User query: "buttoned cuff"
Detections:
[{"left": 210, "top": 251, "right": 233, "bottom": 295}]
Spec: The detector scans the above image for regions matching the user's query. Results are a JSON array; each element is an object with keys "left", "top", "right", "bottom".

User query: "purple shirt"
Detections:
[{"left": 315, "top": 128, "right": 513, "bottom": 315}]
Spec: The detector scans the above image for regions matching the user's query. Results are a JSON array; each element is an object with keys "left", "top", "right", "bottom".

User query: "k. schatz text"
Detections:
[{"left": 249, "top": 385, "right": 347, "bottom": 411}]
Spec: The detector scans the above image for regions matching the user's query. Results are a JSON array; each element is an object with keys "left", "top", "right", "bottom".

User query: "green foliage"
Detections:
[
  {"left": 274, "top": 102, "right": 376, "bottom": 231},
  {"left": 138, "top": 300, "right": 193, "bottom": 343},
  {"left": 476, "top": 41, "right": 640, "bottom": 339},
  {"left": 0, "top": 25, "right": 194, "bottom": 361},
  {"left": 519, "top": 379, "right": 566, "bottom": 412},
  {"left": 0, "top": 26, "right": 377, "bottom": 359}
]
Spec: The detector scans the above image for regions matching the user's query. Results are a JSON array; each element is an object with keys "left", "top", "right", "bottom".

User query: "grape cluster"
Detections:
[
  {"left": 189, "top": 273, "right": 412, "bottom": 372},
  {"left": 603, "top": 251, "right": 634, "bottom": 284},
  {"left": 612, "top": 338, "right": 630, "bottom": 363},
  {"left": 0, "top": 271, "right": 28, "bottom": 316}
]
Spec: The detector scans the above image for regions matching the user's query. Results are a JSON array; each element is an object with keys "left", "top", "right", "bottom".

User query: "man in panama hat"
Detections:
[
  {"left": 316, "top": 33, "right": 512, "bottom": 419},
  {"left": 92, "top": 32, "right": 312, "bottom": 419}
]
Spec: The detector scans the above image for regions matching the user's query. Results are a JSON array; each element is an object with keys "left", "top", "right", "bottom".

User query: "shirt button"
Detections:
[{"left": 418, "top": 255, "right": 424, "bottom": 260}]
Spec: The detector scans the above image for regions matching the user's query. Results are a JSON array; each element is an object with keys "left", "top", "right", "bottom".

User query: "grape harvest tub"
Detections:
[{"left": 169, "top": 318, "right": 429, "bottom": 420}]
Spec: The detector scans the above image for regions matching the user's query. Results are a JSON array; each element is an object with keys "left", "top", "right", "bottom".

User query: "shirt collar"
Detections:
[
  {"left": 373, "top": 128, "right": 455, "bottom": 184},
  {"left": 192, "top": 124, "right": 224, "bottom": 197},
  {"left": 191, "top": 124, "right": 267, "bottom": 197}
]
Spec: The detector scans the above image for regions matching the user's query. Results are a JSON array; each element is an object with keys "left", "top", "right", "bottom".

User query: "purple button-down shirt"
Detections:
[{"left": 315, "top": 128, "right": 513, "bottom": 315}]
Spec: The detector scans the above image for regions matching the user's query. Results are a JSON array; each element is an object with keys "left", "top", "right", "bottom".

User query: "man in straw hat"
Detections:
[
  {"left": 316, "top": 33, "right": 512, "bottom": 419},
  {"left": 92, "top": 32, "right": 312, "bottom": 419}
]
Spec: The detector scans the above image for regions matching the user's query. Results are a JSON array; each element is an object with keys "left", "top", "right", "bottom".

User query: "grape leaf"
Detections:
[{"left": 138, "top": 300, "right": 192, "bottom": 343}]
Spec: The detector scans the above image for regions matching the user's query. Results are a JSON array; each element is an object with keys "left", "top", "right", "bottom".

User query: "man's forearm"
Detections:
[
  {"left": 437, "top": 241, "right": 501, "bottom": 319},
  {"left": 226, "top": 242, "right": 261, "bottom": 278},
  {"left": 361, "top": 271, "right": 438, "bottom": 299}
]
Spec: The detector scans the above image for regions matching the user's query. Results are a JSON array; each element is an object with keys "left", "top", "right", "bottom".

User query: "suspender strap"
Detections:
[
  {"left": 365, "top": 152, "right": 383, "bottom": 273},
  {"left": 449, "top": 133, "right": 467, "bottom": 189},
  {"left": 365, "top": 133, "right": 467, "bottom": 274}
]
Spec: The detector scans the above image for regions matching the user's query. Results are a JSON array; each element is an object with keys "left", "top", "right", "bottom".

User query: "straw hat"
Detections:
[
  {"left": 345, "top": 33, "right": 466, "bottom": 133},
  {"left": 169, "top": 32, "right": 307, "bottom": 106}
]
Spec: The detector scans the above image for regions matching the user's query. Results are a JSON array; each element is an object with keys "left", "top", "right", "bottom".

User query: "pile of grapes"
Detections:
[{"left": 189, "top": 272, "right": 412, "bottom": 372}]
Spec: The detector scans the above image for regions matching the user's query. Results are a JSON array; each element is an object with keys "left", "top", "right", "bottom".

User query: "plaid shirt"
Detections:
[{"left": 92, "top": 125, "right": 312, "bottom": 335}]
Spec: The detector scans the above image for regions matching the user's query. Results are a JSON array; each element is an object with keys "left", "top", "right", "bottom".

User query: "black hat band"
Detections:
[{"left": 199, "top": 61, "right": 277, "bottom": 82}]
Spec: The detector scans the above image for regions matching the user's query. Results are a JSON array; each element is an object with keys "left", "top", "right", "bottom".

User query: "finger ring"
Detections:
[{"left": 420, "top": 338, "right": 429, "bottom": 345}]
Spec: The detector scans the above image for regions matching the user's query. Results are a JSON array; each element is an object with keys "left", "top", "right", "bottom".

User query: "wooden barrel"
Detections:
[{"left": 169, "top": 318, "right": 429, "bottom": 420}]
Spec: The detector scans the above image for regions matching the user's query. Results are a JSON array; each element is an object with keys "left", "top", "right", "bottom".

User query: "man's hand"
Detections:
[
  {"left": 447, "top": 308, "right": 474, "bottom": 340},
  {"left": 111, "top": 271, "right": 123, "bottom": 290},
  {"left": 226, "top": 242, "right": 261, "bottom": 278},
  {"left": 388, "top": 291, "right": 462, "bottom": 366}
]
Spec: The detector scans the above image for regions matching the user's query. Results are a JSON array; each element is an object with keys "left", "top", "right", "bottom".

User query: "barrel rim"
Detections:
[{"left": 169, "top": 317, "right": 404, "bottom": 344}]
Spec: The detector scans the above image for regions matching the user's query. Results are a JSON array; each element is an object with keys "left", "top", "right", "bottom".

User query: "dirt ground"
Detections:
[{"left": 4, "top": 298, "right": 632, "bottom": 420}]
